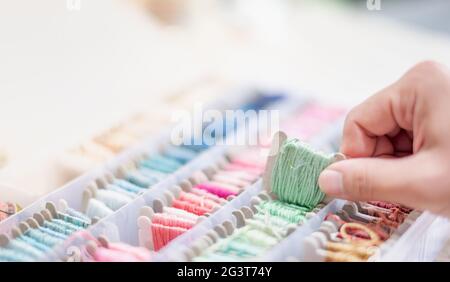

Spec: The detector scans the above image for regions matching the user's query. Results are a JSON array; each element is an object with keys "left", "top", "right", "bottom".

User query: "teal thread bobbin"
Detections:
[
  {"left": 271, "top": 138, "right": 334, "bottom": 209},
  {"left": 16, "top": 236, "right": 51, "bottom": 252}
]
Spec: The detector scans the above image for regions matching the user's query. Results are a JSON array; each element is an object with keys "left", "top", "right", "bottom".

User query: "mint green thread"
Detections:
[
  {"left": 271, "top": 139, "right": 333, "bottom": 208},
  {"left": 257, "top": 200, "right": 309, "bottom": 224},
  {"left": 193, "top": 200, "right": 316, "bottom": 261}
]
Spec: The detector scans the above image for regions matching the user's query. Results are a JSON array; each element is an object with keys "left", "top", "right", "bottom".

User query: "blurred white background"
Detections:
[{"left": 1, "top": 0, "right": 450, "bottom": 198}]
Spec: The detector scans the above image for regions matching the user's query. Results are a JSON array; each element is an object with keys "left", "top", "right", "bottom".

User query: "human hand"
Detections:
[{"left": 318, "top": 61, "right": 450, "bottom": 217}]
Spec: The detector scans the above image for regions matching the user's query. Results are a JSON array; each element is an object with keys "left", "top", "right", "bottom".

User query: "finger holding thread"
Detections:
[{"left": 318, "top": 152, "right": 450, "bottom": 215}]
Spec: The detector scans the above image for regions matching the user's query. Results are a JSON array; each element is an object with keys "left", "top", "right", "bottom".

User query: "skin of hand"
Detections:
[{"left": 318, "top": 61, "right": 450, "bottom": 218}]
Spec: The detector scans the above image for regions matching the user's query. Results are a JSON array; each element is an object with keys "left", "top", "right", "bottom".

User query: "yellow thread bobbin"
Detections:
[{"left": 326, "top": 241, "right": 377, "bottom": 259}]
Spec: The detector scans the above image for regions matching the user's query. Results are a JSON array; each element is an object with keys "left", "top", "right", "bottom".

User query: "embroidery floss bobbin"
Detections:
[
  {"left": 270, "top": 138, "right": 335, "bottom": 208},
  {"left": 265, "top": 132, "right": 345, "bottom": 209}
]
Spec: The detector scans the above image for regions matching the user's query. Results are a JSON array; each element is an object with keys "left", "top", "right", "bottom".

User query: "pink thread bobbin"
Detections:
[
  {"left": 172, "top": 199, "right": 211, "bottom": 216},
  {"left": 178, "top": 191, "right": 220, "bottom": 209},
  {"left": 152, "top": 213, "right": 196, "bottom": 229},
  {"left": 195, "top": 183, "right": 238, "bottom": 199},
  {"left": 151, "top": 223, "right": 188, "bottom": 251}
]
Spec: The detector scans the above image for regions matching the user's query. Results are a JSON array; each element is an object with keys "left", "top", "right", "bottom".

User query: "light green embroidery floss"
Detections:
[
  {"left": 271, "top": 138, "right": 334, "bottom": 209},
  {"left": 257, "top": 200, "right": 309, "bottom": 224},
  {"left": 192, "top": 200, "right": 314, "bottom": 261}
]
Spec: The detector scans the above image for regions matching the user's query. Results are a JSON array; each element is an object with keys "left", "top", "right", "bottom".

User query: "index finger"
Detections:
[{"left": 341, "top": 78, "right": 415, "bottom": 157}]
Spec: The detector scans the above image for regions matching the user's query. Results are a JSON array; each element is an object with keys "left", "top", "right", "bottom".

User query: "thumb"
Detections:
[{"left": 318, "top": 154, "right": 434, "bottom": 207}]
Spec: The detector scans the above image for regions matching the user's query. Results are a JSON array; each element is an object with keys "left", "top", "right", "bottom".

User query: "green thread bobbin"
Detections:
[{"left": 270, "top": 138, "right": 334, "bottom": 209}]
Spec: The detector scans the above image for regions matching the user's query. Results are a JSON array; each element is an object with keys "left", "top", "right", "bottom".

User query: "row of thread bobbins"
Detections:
[
  {"left": 299, "top": 201, "right": 419, "bottom": 262},
  {"left": 0, "top": 201, "right": 93, "bottom": 262},
  {"left": 172, "top": 189, "right": 326, "bottom": 261},
  {"left": 137, "top": 148, "right": 267, "bottom": 252},
  {"left": 81, "top": 144, "right": 207, "bottom": 220}
]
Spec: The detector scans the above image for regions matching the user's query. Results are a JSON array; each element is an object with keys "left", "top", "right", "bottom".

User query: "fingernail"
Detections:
[{"left": 319, "top": 169, "right": 343, "bottom": 195}]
